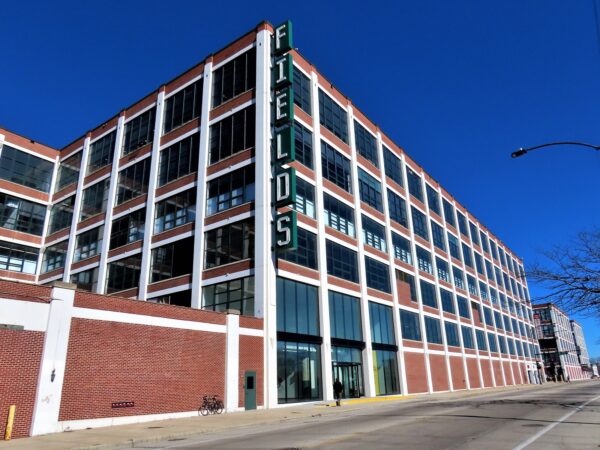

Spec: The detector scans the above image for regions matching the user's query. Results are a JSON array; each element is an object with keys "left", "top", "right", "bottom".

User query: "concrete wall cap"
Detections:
[
  {"left": 226, "top": 309, "right": 241, "bottom": 315},
  {"left": 51, "top": 281, "right": 77, "bottom": 290}
]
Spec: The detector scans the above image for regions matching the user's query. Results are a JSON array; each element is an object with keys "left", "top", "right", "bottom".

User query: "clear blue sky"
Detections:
[{"left": 1, "top": 1, "right": 599, "bottom": 355}]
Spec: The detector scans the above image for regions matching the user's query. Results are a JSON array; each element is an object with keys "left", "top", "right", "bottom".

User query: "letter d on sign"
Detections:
[{"left": 275, "top": 167, "right": 296, "bottom": 207}]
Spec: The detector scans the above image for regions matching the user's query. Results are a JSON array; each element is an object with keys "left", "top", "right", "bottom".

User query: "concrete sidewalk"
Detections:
[{"left": 0, "top": 383, "right": 553, "bottom": 450}]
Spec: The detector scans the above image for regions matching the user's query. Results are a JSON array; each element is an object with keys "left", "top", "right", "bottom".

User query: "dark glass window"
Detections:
[
  {"left": 487, "top": 333, "right": 498, "bottom": 352},
  {"left": 485, "top": 260, "right": 494, "bottom": 280},
  {"left": 279, "top": 227, "right": 317, "bottom": 270},
  {"left": 116, "top": 158, "right": 151, "bottom": 205},
  {"left": 445, "top": 322, "right": 460, "bottom": 347},
  {"left": 383, "top": 146, "right": 403, "bottom": 187},
  {"left": 467, "top": 275, "right": 478, "bottom": 296},
  {"left": 206, "top": 165, "right": 254, "bottom": 215},
  {"left": 442, "top": 199, "right": 455, "bottom": 227},
  {"left": 329, "top": 291, "right": 362, "bottom": 341},
  {"left": 294, "top": 122, "right": 313, "bottom": 169},
  {"left": 323, "top": 193, "right": 355, "bottom": 236},
  {"left": 149, "top": 290, "right": 192, "bottom": 308},
  {"left": 448, "top": 233, "right": 460, "bottom": 260},
  {"left": 489, "top": 240, "right": 498, "bottom": 260},
  {"left": 164, "top": 80, "right": 202, "bottom": 133},
  {"left": 396, "top": 270, "right": 417, "bottom": 302},
  {"left": 150, "top": 236, "right": 194, "bottom": 282},
  {"left": 369, "top": 301, "right": 395, "bottom": 345},
  {"left": 392, "top": 232, "right": 412, "bottom": 264},
  {"left": 277, "top": 277, "right": 319, "bottom": 335},
  {"left": 0, "top": 145, "right": 53, "bottom": 192},
  {"left": 365, "top": 256, "right": 391, "bottom": 293},
  {"left": 70, "top": 268, "right": 98, "bottom": 292},
  {"left": 55, "top": 151, "right": 81, "bottom": 191},
  {"left": 479, "top": 281, "right": 489, "bottom": 301},
  {"left": 420, "top": 280, "right": 437, "bottom": 308},
  {"left": 362, "top": 215, "right": 386, "bottom": 252},
  {"left": 318, "top": 89, "right": 348, "bottom": 143},
  {"left": 462, "top": 326, "right": 475, "bottom": 349},
  {"left": 154, "top": 189, "right": 196, "bottom": 234},
  {"left": 42, "top": 240, "right": 69, "bottom": 273},
  {"left": 494, "top": 311, "right": 503, "bottom": 330},
  {"left": 48, "top": 195, "right": 75, "bottom": 234},
  {"left": 110, "top": 208, "right": 145, "bottom": 249},
  {"left": 0, "top": 242, "right": 38, "bottom": 274},
  {"left": 416, "top": 247, "right": 432, "bottom": 275},
  {"left": 209, "top": 105, "right": 255, "bottom": 164},
  {"left": 469, "top": 221, "right": 480, "bottom": 246},
  {"left": 87, "top": 131, "right": 116, "bottom": 174},
  {"left": 453, "top": 266, "right": 465, "bottom": 289},
  {"left": 354, "top": 121, "right": 378, "bottom": 167},
  {"left": 400, "top": 309, "right": 421, "bottom": 341},
  {"left": 498, "top": 336, "right": 508, "bottom": 354},
  {"left": 436, "top": 257, "right": 450, "bottom": 282},
  {"left": 431, "top": 221, "right": 445, "bottom": 251},
  {"left": 0, "top": 193, "right": 45, "bottom": 236},
  {"left": 373, "top": 349, "right": 400, "bottom": 396},
  {"left": 321, "top": 141, "right": 352, "bottom": 193},
  {"left": 204, "top": 219, "right": 254, "bottom": 268},
  {"left": 440, "top": 288, "right": 455, "bottom": 314},
  {"left": 411, "top": 207, "right": 428, "bottom": 240},
  {"left": 457, "top": 295, "right": 470, "bottom": 319},
  {"left": 158, "top": 133, "right": 199, "bottom": 186},
  {"left": 106, "top": 254, "right": 142, "bottom": 294},
  {"left": 480, "top": 231, "right": 489, "bottom": 253},
  {"left": 425, "top": 316, "right": 443, "bottom": 344},
  {"left": 212, "top": 48, "right": 256, "bottom": 107},
  {"left": 474, "top": 252, "right": 484, "bottom": 275},
  {"left": 294, "top": 178, "right": 315, "bottom": 218},
  {"left": 462, "top": 243, "right": 473, "bottom": 268},
  {"left": 74, "top": 225, "right": 103, "bottom": 261},
  {"left": 388, "top": 189, "right": 408, "bottom": 227},
  {"left": 277, "top": 340, "right": 321, "bottom": 404},
  {"left": 457, "top": 211, "right": 468, "bottom": 237},
  {"left": 123, "top": 107, "right": 155, "bottom": 154},
  {"left": 203, "top": 276, "right": 254, "bottom": 315},
  {"left": 80, "top": 179, "right": 109, "bottom": 221},
  {"left": 406, "top": 168, "right": 423, "bottom": 201},
  {"left": 426, "top": 185, "right": 441, "bottom": 215},
  {"left": 293, "top": 67, "right": 311, "bottom": 115},
  {"left": 326, "top": 240, "right": 358, "bottom": 283}
]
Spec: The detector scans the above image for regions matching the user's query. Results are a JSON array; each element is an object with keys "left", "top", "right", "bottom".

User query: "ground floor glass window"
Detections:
[
  {"left": 372, "top": 349, "right": 399, "bottom": 396},
  {"left": 277, "top": 341, "right": 322, "bottom": 404}
]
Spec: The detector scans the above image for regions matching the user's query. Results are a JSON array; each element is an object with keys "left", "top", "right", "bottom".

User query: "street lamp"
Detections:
[{"left": 511, "top": 141, "right": 600, "bottom": 158}]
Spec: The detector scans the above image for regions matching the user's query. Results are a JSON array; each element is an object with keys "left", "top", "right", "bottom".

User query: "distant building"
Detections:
[{"left": 570, "top": 320, "right": 592, "bottom": 377}]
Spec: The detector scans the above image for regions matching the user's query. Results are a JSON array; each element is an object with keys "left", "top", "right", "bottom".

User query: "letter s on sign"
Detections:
[{"left": 276, "top": 215, "right": 291, "bottom": 247}]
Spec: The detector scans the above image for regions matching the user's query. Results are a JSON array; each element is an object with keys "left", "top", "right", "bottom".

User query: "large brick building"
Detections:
[{"left": 0, "top": 20, "right": 541, "bottom": 437}]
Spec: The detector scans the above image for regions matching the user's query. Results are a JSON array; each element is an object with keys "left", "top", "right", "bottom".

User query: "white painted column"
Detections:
[
  {"left": 36, "top": 155, "right": 61, "bottom": 280},
  {"left": 30, "top": 282, "right": 76, "bottom": 436},
  {"left": 225, "top": 309, "right": 240, "bottom": 411}
]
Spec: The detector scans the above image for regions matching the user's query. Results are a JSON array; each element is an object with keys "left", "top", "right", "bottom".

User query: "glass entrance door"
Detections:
[{"left": 332, "top": 362, "right": 363, "bottom": 398}]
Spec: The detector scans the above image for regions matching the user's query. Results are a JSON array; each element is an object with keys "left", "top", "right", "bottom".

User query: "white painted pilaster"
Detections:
[
  {"left": 36, "top": 155, "right": 61, "bottom": 279},
  {"left": 225, "top": 310, "right": 240, "bottom": 411}
]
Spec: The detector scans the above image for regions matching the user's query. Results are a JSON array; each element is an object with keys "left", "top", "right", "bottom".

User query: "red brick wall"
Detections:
[
  {"left": 428, "top": 354, "right": 449, "bottom": 392},
  {"left": 0, "top": 329, "right": 44, "bottom": 439},
  {"left": 466, "top": 358, "right": 481, "bottom": 389},
  {"left": 0, "top": 280, "right": 51, "bottom": 303},
  {"left": 59, "top": 318, "right": 226, "bottom": 420},
  {"left": 480, "top": 360, "right": 494, "bottom": 387},
  {"left": 238, "top": 335, "right": 264, "bottom": 408},
  {"left": 449, "top": 356, "right": 467, "bottom": 390},
  {"left": 405, "top": 352, "right": 428, "bottom": 394},
  {"left": 492, "top": 360, "right": 504, "bottom": 386},
  {"left": 502, "top": 361, "right": 514, "bottom": 385}
]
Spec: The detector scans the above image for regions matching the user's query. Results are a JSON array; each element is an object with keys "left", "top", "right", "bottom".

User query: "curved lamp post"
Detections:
[{"left": 511, "top": 141, "right": 600, "bottom": 158}]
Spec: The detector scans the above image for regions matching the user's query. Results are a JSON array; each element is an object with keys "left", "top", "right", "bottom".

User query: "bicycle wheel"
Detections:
[
  {"left": 199, "top": 405, "right": 209, "bottom": 416},
  {"left": 215, "top": 400, "right": 224, "bottom": 414}
]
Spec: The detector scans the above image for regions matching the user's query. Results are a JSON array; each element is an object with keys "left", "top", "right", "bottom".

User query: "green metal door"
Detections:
[{"left": 244, "top": 371, "right": 257, "bottom": 410}]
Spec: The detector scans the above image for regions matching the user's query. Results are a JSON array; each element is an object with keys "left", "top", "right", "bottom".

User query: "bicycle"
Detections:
[{"left": 198, "top": 394, "right": 224, "bottom": 416}]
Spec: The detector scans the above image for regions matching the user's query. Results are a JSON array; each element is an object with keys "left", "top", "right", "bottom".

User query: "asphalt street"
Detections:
[{"left": 144, "top": 382, "right": 600, "bottom": 450}]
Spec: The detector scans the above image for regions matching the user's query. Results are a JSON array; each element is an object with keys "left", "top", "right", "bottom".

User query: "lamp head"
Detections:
[{"left": 511, "top": 148, "right": 528, "bottom": 158}]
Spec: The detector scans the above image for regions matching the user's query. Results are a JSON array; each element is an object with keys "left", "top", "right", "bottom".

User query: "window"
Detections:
[
  {"left": 0, "top": 193, "right": 45, "bottom": 236},
  {"left": 440, "top": 288, "right": 455, "bottom": 314},
  {"left": 442, "top": 199, "right": 455, "bottom": 227},
  {"left": 154, "top": 188, "right": 196, "bottom": 233},
  {"left": 480, "top": 231, "right": 489, "bottom": 253},
  {"left": 490, "top": 288, "right": 498, "bottom": 304},
  {"left": 469, "top": 221, "right": 480, "bottom": 246},
  {"left": 323, "top": 193, "right": 355, "bottom": 237},
  {"left": 164, "top": 80, "right": 202, "bottom": 133},
  {"left": 329, "top": 291, "right": 362, "bottom": 341},
  {"left": 457, "top": 295, "right": 470, "bottom": 319},
  {"left": 365, "top": 257, "right": 390, "bottom": 293},
  {"left": 212, "top": 48, "right": 256, "bottom": 107},
  {"left": 400, "top": 309, "right": 421, "bottom": 341},
  {"left": 150, "top": 236, "right": 194, "bottom": 282},
  {"left": 383, "top": 146, "right": 403, "bottom": 187},
  {"left": 110, "top": 209, "right": 145, "bottom": 249},
  {"left": 0, "top": 242, "right": 38, "bottom": 274},
  {"left": 411, "top": 207, "right": 428, "bottom": 240},
  {"left": 203, "top": 276, "right": 254, "bottom": 315},
  {"left": 396, "top": 270, "right": 417, "bottom": 302},
  {"left": 487, "top": 333, "right": 498, "bottom": 352},
  {"left": 279, "top": 228, "right": 317, "bottom": 270},
  {"left": 494, "top": 311, "right": 503, "bottom": 330},
  {"left": 294, "top": 122, "right": 313, "bottom": 169},
  {"left": 448, "top": 233, "right": 460, "bottom": 260},
  {"left": 392, "top": 233, "right": 412, "bottom": 264},
  {"left": 426, "top": 185, "right": 441, "bottom": 215},
  {"left": 70, "top": 268, "right": 98, "bottom": 292},
  {"left": 358, "top": 168, "right": 383, "bottom": 211},
  {"left": 436, "top": 257, "right": 450, "bottom": 282},
  {"left": 294, "top": 178, "right": 315, "bottom": 218},
  {"left": 462, "top": 243, "right": 473, "bottom": 268},
  {"left": 416, "top": 246, "right": 433, "bottom": 274},
  {"left": 150, "top": 290, "right": 192, "bottom": 308},
  {"left": 277, "top": 277, "right": 319, "bottom": 335},
  {"left": 474, "top": 253, "right": 484, "bottom": 275},
  {"left": 318, "top": 89, "right": 348, "bottom": 143},
  {"left": 425, "top": 316, "right": 443, "bottom": 344},
  {"left": 158, "top": 133, "right": 199, "bottom": 186},
  {"left": 321, "top": 141, "right": 352, "bottom": 193},
  {"left": 453, "top": 267, "right": 465, "bottom": 290},
  {"left": 420, "top": 280, "right": 437, "bottom": 308},
  {"left": 116, "top": 158, "right": 151, "bottom": 205},
  {"left": 80, "top": 179, "right": 109, "bottom": 221},
  {"left": 48, "top": 196, "right": 75, "bottom": 234},
  {"left": 87, "top": 132, "right": 116, "bottom": 174},
  {"left": 277, "top": 340, "right": 321, "bottom": 404},
  {"left": 467, "top": 275, "right": 478, "bottom": 296},
  {"left": 106, "top": 254, "right": 142, "bottom": 294},
  {"left": 206, "top": 165, "right": 254, "bottom": 215},
  {"left": 55, "top": 151, "right": 81, "bottom": 191},
  {"left": 406, "top": 168, "right": 423, "bottom": 201},
  {"left": 373, "top": 349, "right": 399, "bottom": 396},
  {"left": 42, "top": 240, "right": 68, "bottom": 273},
  {"left": 74, "top": 226, "right": 104, "bottom": 261},
  {"left": 461, "top": 326, "right": 475, "bottom": 349},
  {"left": 0, "top": 145, "right": 54, "bottom": 192},
  {"left": 431, "top": 221, "right": 445, "bottom": 251},
  {"left": 354, "top": 121, "right": 378, "bottom": 167},
  {"left": 362, "top": 215, "right": 386, "bottom": 252},
  {"left": 293, "top": 67, "right": 311, "bottom": 115},
  {"left": 445, "top": 322, "right": 460, "bottom": 347},
  {"left": 490, "top": 240, "right": 498, "bottom": 260},
  {"left": 209, "top": 105, "right": 255, "bottom": 164},
  {"left": 123, "top": 107, "right": 155, "bottom": 154},
  {"left": 485, "top": 260, "right": 494, "bottom": 280},
  {"left": 494, "top": 267, "right": 502, "bottom": 286},
  {"left": 204, "top": 219, "right": 254, "bottom": 268},
  {"left": 457, "top": 211, "right": 468, "bottom": 237},
  {"left": 369, "top": 301, "right": 395, "bottom": 345},
  {"left": 479, "top": 282, "right": 489, "bottom": 301},
  {"left": 326, "top": 240, "right": 358, "bottom": 283},
  {"left": 388, "top": 189, "right": 408, "bottom": 227}
]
